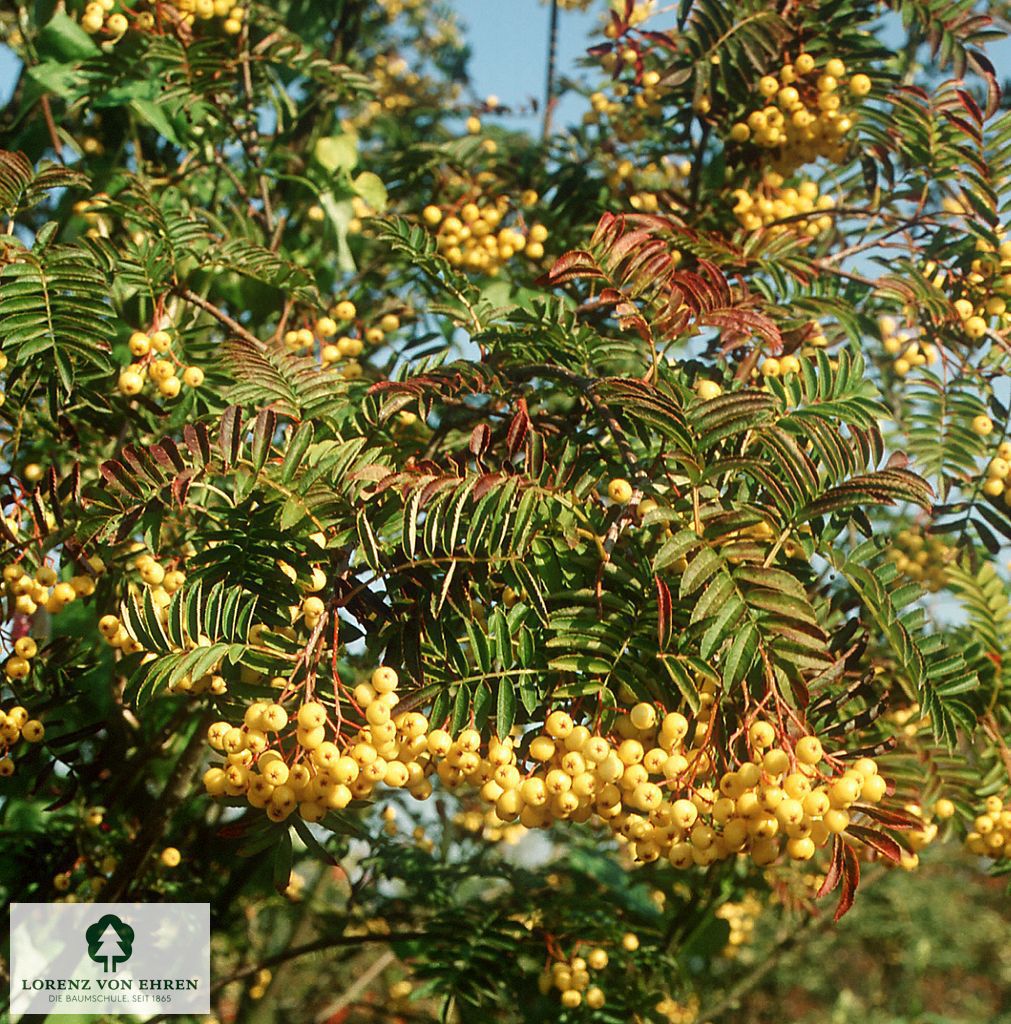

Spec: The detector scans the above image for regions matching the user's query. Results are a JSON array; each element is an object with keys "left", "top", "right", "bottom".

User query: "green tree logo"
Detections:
[{"left": 85, "top": 915, "right": 135, "bottom": 973}]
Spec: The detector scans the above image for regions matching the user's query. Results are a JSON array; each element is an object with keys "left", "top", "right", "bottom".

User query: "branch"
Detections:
[
  {"left": 174, "top": 287, "right": 267, "bottom": 351},
  {"left": 102, "top": 711, "right": 214, "bottom": 903}
]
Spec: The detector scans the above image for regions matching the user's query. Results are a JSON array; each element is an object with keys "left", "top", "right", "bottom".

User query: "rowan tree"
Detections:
[{"left": 1, "top": 0, "right": 1011, "bottom": 1021}]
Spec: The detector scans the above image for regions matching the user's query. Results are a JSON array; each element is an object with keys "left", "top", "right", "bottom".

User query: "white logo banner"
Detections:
[{"left": 9, "top": 902, "right": 210, "bottom": 1017}]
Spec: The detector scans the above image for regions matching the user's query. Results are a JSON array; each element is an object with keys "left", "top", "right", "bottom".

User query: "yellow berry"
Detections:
[
  {"left": 160, "top": 847, "right": 181, "bottom": 867},
  {"left": 795, "top": 735, "right": 823, "bottom": 764},
  {"left": 972, "top": 415, "right": 994, "bottom": 436}
]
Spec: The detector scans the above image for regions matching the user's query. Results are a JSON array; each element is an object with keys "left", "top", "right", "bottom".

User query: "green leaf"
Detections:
[
  {"left": 353, "top": 172, "right": 387, "bottom": 212},
  {"left": 496, "top": 680, "right": 516, "bottom": 737},
  {"left": 314, "top": 134, "right": 359, "bottom": 173},
  {"left": 38, "top": 12, "right": 100, "bottom": 61}
]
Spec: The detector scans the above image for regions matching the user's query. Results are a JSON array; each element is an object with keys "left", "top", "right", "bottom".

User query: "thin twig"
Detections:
[
  {"left": 542, "top": 0, "right": 561, "bottom": 139},
  {"left": 313, "top": 949, "right": 397, "bottom": 1023},
  {"left": 101, "top": 711, "right": 214, "bottom": 904},
  {"left": 174, "top": 287, "right": 267, "bottom": 350}
]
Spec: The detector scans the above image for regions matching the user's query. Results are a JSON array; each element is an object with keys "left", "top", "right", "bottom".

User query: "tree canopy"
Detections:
[{"left": 1, "top": 0, "right": 1011, "bottom": 1021}]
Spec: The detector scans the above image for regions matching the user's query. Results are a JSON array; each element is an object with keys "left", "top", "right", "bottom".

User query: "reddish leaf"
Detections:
[
  {"left": 506, "top": 399, "right": 530, "bottom": 458},
  {"left": 818, "top": 835, "right": 845, "bottom": 898},
  {"left": 172, "top": 468, "right": 195, "bottom": 508},
  {"left": 845, "top": 824, "right": 903, "bottom": 864},
  {"left": 850, "top": 803, "right": 923, "bottom": 829},
  {"left": 184, "top": 422, "right": 211, "bottom": 466},
  {"left": 543, "top": 249, "right": 604, "bottom": 286},
  {"left": 655, "top": 575, "right": 672, "bottom": 650},
  {"left": 219, "top": 405, "right": 242, "bottom": 469},
  {"left": 834, "top": 840, "right": 861, "bottom": 921},
  {"left": 151, "top": 440, "right": 185, "bottom": 473},
  {"left": 469, "top": 423, "right": 491, "bottom": 459},
  {"left": 100, "top": 460, "right": 144, "bottom": 498},
  {"left": 955, "top": 87, "right": 983, "bottom": 124}
]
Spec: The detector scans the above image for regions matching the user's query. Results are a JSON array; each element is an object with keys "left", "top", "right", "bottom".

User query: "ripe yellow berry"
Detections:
[
  {"left": 5, "top": 657, "right": 30, "bottom": 680},
  {"left": 128, "top": 332, "right": 151, "bottom": 357},
  {"left": 795, "top": 53, "right": 815, "bottom": 74},
  {"left": 629, "top": 703, "right": 656, "bottom": 730},
  {"left": 183, "top": 366, "right": 204, "bottom": 388},
  {"left": 297, "top": 702, "right": 327, "bottom": 729},
  {"left": 587, "top": 948, "right": 608, "bottom": 970},
  {"left": 586, "top": 987, "right": 605, "bottom": 1008},
  {"left": 963, "top": 315, "right": 988, "bottom": 339},
  {"left": 849, "top": 73, "right": 871, "bottom": 95},
  {"left": 972, "top": 415, "right": 994, "bottom": 436},
  {"left": 160, "top": 847, "right": 181, "bottom": 867},
  {"left": 607, "top": 478, "right": 633, "bottom": 504},
  {"left": 118, "top": 371, "right": 143, "bottom": 396},
  {"left": 795, "top": 734, "right": 823, "bottom": 764},
  {"left": 934, "top": 797, "right": 956, "bottom": 819},
  {"left": 22, "top": 720, "right": 44, "bottom": 742},
  {"left": 695, "top": 379, "right": 723, "bottom": 400},
  {"left": 621, "top": 932, "right": 639, "bottom": 951},
  {"left": 371, "top": 666, "right": 399, "bottom": 692},
  {"left": 760, "top": 357, "right": 781, "bottom": 377},
  {"left": 749, "top": 720, "right": 775, "bottom": 749},
  {"left": 14, "top": 637, "right": 37, "bottom": 659},
  {"left": 334, "top": 300, "right": 357, "bottom": 321},
  {"left": 545, "top": 710, "right": 574, "bottom": 738}
]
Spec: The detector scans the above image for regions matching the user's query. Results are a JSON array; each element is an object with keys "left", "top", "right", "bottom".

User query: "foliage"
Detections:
[{"left": 0, "top": 0, "right": 1010, "bottom": 1021}]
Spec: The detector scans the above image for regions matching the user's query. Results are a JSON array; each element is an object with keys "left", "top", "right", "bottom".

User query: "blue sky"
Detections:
[{"left": 450, "top": 0, "right": 598, "bottom": 131}]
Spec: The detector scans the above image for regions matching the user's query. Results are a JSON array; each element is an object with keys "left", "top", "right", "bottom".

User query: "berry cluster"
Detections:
[
  {"left": 454, "top": 804, "right": 526, "bottom": 845},
  {"left": 584, "top": 69, "right": 667, "bottom": 143},
  {"left": 980, "top": 440, "right": 1011, "bottom": 506},
  {"left": 0, "top": 704, "right": 45, "bottom": 777},
  {"left": 732, "top": 174, "right": 835, "bottom": 238},
  {"left": 884, "top": 527, "right": 952, "bottom": 592},
  {"left": 760, "top": 353, "right": 803, "bottom": 378},
  {"left": 729, "top": 56, "right": 870, "bottom": 172},
  {"left": 423, "top": 198, "right": 548, "bottom": 275},
  {"left": 3, "top": 562, "right": 97, "bottom": 619},
  {"left": 118, "top": 329, "right": 203, "bottom": 400},
  {"left": 878, "top": 316, "right": 938, "bottom": 377},
  {"left": 655, "top": 994, "right": 700, "bottom": 1024},
  {"left": 199, "top": 666, "right": 899, "bottom": 876},
  {"left": 539, "top": 947, "right": 608, "bottom": 1009},
  {"left": 936, "top": 227, "right": 1011, "bottom": 341},
  {"left": 72, "top": 195, "right": 112, "bottom": 239},
  {"left": 965, "top": 794, "right": 1011, "bottom": 859},
  {"left": 98, "top": 551, "right": 199, "bottom": 681},
  {"left": 282, "top": 300, "right": 403, "bottom": 379},
  {"left": 716, "top": 893, "right": 762, "bottom": 954},
  {"left": 203, "top": 667, "right": 432, "bottom": 822},
  {"left": 607, "top": 156, "right": 691, "bottom": 214},
  {"left": 82, "top": 1, "right": 245, "bottom": 38}
]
